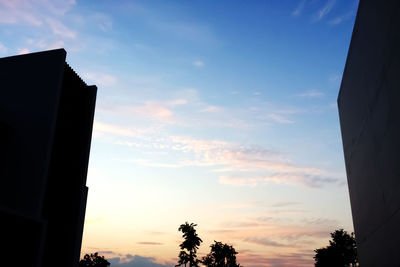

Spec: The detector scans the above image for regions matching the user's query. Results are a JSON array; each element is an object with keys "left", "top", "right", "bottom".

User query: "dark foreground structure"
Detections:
[
  {"left": 0, "top": 49, "right": 97, "bottom": 267},
  {"left": 338, "top": 0, "right": 400, "bottom": 266}
]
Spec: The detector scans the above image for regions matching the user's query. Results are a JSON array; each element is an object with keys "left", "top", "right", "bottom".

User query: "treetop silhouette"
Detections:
[
  {"left": 176, "top": 222, "right": 203, "bottom": 267},
  {"left": 79, "top": 252, "right": 110, "bottom": 267},
  {"left": 314, "top": 229, "right": 358, "bottom": 267},
  {"left": 202, "top": 241, "right": 241, "bottom": 267},
  {"left": 175, "top": 222, "right": 242, "bottom": 267}
]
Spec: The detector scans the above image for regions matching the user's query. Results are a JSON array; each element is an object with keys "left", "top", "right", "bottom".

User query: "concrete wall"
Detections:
[{"left": 338, "top": 0, "right": 400, "bottom": 266}]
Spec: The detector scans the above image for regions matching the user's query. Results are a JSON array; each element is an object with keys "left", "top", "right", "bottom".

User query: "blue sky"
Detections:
[{"left": 0, "top": 0, "right": 358, "bottom": 266}]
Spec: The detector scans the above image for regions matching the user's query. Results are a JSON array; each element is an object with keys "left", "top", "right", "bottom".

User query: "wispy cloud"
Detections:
[
  {"left": 292, "top": 0, "right": 307, "bottom": 17},
  {"left": 200, "top": 105, "right": 223, "bottom": 113},
  {"left": 98, "top": 97, "right": 190, "bottom": 126},
  {"left": 314, "top": 0, "right": 336, "bottom": 21},
  {"left": 205, "top": 215, "right": 338, "bottom": 267},
  {"left": 219, "top": 173, "right": 339, "bottom": 188},
  {"left": 0, "top": 42, "right": 7, "bottom": 54},
  {"left": 329, "top": 11, "right": 354, "bottom": 25},
  {"left": 90, "top": 12, "right": 113, "bottom": 31},
  {"left": 96, "top": 122, "right": 342, "bottom": 188},
  {"left": 93, "top": 121, "right": 139, "bottom": 138},
  {"left": 215, "top": 216, "right": 335, "bottom": 239},
  {"left": 238, "top": 251, "right": 313, "bottom": 267},
  {"left": 98, "top": 250, "right": 114, "bottom": 254},
  {"left": 17, "top": 48, "right": 30, "bottom": 55},
  {"left": 83, "top": 72, "right": 118, "bottom": 87},
  {"left": 92, "top": 122, "right": 161, "bottom": 143},
  {"left": 128, "top": 159, "right": 181, "bottom": 168},
  {"left": 329, "top": 74, "right": 341, "bottom": 84},
  {"left": 22, "top": 38, "right": 65, "bottom": 51},
  {"left": 0, "top": 0, "right": 43, "bottom": 26},
  {"left": 130, "top": 101, "right": 175, "bottom": 123},
  {"left": 0, "top": 0, "right": 77, "bottom": 52},
  {"left": 95, "top": 87, "right": 302, "bottom": 133},
  {"left": 248, "top": 105, "right": 301, "bottom": 125},
  {"left": 192, "top": 60, "right": 204, "bottom": 67},
  {"left": 268, "top": 113, "right": 294, "bottom": 124},
  {"left": 269, "top": 202, "right": 300, "bottom": 208},
  {"left": 301, "top": 218, "right": 339, "bottom": 227},
  {"left": 137, "top": 242, "right": 163, "bottom": 245},
  {"left": 46, "top": 18, "right": 76, "bottom": 38},
  {"left": 244, "top": 237, "right": 288, "bottom": 247},
  {"left": 0, "top": 0, "right": 75, "bottom": 26},
  {"left": 298, "top": 90, "right": 324, "bottom": 98}
]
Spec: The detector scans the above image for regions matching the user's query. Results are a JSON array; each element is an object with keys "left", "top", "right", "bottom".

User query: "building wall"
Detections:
[
  {"left": 0, "top": 49, "right": 96, "bottom": 267},
  {"left": 338, "top": 0, "right": 400, "bottom": 266}
]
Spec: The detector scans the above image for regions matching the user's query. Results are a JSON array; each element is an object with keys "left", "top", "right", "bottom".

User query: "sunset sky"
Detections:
[{"left": 0, "top": 0, "right": 359, "bottom": 266}]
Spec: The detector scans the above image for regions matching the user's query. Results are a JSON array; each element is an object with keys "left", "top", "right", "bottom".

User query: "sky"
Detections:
[{"left": 0, "top": 0, "right": 359, "bottom": 266}]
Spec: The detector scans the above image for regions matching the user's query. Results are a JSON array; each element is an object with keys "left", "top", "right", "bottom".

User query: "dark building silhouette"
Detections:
[
  {"left": 0, "top": 49, "right": 97, "bottom": 267},
  {"left": 338, "top": 0, "right": 400, "bottom": 266}
]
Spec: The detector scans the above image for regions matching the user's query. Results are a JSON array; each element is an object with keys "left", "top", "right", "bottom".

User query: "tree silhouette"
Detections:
[
  {"left": 176, "top": 222, "right": 203, "bottom": 267},
  {"left": 314, "top": 229, "right": 358, "bottom": 267},
  {"left": 202, "top": 241, "right": 241, "bottom": 267},
  {"left": 79, "top": 252, "right": 110, "bottom": 267}
]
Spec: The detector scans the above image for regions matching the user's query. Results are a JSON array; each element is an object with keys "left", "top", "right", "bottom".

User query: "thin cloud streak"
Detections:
[
  {"left": 93, "top": 121, "right": 140, "bottom": 138},
  {"left": 314, "top": 0, "right": 336, "bottom": 21},
  {"left": 238, "top": 251, "right": 313, "bottom": 267},
  {"left": 298, "top": 90, "right": 324, "bottom": 98},
  {"left": 244, "top": 237, "right": 289, "bottom": 247},
  {"left": 192, "top": 60, "right": 204, "bottom": 67},
  {"left": 219, "top": 173, "right": 340, "bottom": 188},
  {"left": 137, "top": 242, "right": 163, "bottom": 245},
  {"left": 268, "top": 113, "right": 293, "bottom": 124},
  {"left": 292, "top": 0, "right": 306, "bottom": 17},
  {"left": 269, "top": 202, "right": 300, "bottom": 208},
  {"left": 329, "top": 11, "right": 354, "bottom": 25}
]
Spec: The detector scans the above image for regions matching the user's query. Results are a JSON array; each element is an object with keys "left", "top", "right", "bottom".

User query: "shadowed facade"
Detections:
[
  {"left": 0, "top": 49, "right": 97, "bottom": 267},
  {"left": 338, "top": 0, "right": 400, "bottom": 266}
]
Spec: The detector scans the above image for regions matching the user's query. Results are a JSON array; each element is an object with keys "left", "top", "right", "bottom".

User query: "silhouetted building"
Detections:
[
  {"left": 0, "top": 49, "right": 97, "bottom": 267},
  {"left": 338, "top": 0, "right": 400, "bottom": 266}
]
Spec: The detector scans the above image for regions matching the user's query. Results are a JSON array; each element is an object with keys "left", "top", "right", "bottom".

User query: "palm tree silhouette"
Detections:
[{"left": 176, "top": 222, "right": 203, "bottom": 267}]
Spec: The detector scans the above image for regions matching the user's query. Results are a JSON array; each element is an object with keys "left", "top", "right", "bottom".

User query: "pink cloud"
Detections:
[
  {"left": 17, "top": 48, "right": 30, "bottom": 55},
  {"left": 92, "top": 121, "right": 342, "bottom": 188},
  {"left": 93, "top": 121, "right": 140, "bottom": 138},
  {"left": 132, "top": 101, "right": 174, "bottom": 121},
  {"left": 0, "top": 0, "right": 77, "bottom": 41},
  {"left": 238, "top": 251, "right": 313, "bottom": 267},
  {"left": 107, "top": 99, "right": 188, "bottom": 125}
]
